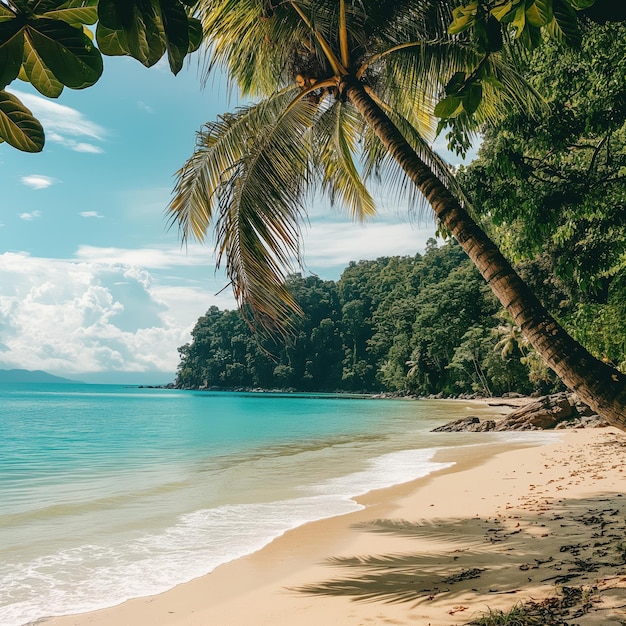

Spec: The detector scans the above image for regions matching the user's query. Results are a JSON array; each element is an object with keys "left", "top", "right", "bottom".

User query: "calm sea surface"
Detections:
[{"left": 0, "top": 384, "right": 557, "bottom": 625}]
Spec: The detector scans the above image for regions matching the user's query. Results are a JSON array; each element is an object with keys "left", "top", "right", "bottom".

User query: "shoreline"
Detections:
[{"left": 45, "top": 422, "right": 626, "bottom": 626}]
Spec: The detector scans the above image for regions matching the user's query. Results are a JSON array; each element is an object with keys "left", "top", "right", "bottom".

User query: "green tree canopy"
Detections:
[
  {"left": 459, "top": 20, "right": 626, "bottom": 370},
  {"left": 460, "top": 20, "right": 626, "bottom": 293},
  {"left": 176, "top": 242, "right": 545, "bottom": 396}
]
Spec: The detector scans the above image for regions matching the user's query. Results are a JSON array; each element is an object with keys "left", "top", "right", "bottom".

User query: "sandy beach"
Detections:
[{"left": 44, "top": 424, "right": 626, "bottom": 626}]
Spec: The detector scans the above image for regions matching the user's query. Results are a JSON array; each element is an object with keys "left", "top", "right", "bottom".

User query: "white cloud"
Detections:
[
  {"left": 80, "top": 211, "right": 104, "bottom": 219},
  {"left": 0, "top": 211, "right": 436, "bottom": 380},
  {"left": 46, "top": 132, "right": 104, "bottom": 154},
  {"left": 73, "top": 142, "right": 104, "bottom": 154},
  {"left": 0, "top": 251, "right": 233, "bottom": 379},
  {"left": 301, "top": 217, "right": 436, "bottom": 272},
  {"left": 9, "top": 89, "right": 106, "bottom": 153},
  {"left": 74, "top": 243, "right": 215, "bottom": 269},
  {"left": 19, "top": 210, "right": 42, "bottom": 221},
  {"left": 21, "top": 175, "right": 56, "bottom": 190},
  {"left": 138, "top": 101, "right": 154, "bottom": 114}
]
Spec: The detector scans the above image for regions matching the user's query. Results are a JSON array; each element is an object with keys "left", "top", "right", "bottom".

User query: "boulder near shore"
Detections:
[{"left": 433, "top": 392, "right": 609, "bottom": 432}]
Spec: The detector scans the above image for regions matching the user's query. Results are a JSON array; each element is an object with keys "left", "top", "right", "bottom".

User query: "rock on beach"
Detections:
[{"left": 432, "top": 392, "right": 609, "bottom": 432}]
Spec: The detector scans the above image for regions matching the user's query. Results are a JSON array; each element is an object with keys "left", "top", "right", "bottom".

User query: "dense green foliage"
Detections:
[
  {"left": 0, "top": 0, "right": 201, "bottom": 152},
  {"left": 175, "top": 241, "right": 560, "bottom": 396},
  {"left": 436, "top": 0, "right": 598, "bottom": 154},
  {"left": 459, "top": 20, "right": 626, "bottom": 371}
]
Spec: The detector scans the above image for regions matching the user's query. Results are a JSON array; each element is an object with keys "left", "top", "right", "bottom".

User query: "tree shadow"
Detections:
[{"left": 292, "top": 493, "right": 626, "bottom": 614}]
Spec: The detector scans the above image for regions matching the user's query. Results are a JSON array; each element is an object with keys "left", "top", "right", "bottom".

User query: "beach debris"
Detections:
[
  {"left": 465, "top": 585, "right": 598, "bottom": 625},
  {"left": 443, "top": 568, "right": 485, "bottom": 584}
]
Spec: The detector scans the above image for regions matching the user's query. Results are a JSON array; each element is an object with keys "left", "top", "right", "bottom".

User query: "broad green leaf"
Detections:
[
  {"left": 97, "top": 0, "right": 134, "bottom": 30},
  {"left": 95, "top": 22, "right": 130, "bottom": 56},
  {"left": 26, "top": 18, "right": 103, "bottom": 89},
  {"left": 491, "top": 0, "right": 515, "bottom": 21},
  {"left": 42, "top": 0, "right": 99, "bottom": 26},
  {"left": 547, "top": 0, "right": 581, "bottom": 46},
  {"left": 525, "top": 2, "right": 550, "bottom": 26},
  {"left": 0, "top": 18, "right": 25, "bottom": 89},
  {"left": 463, "top": 82, "right": 483, "bottom": 115},
  {"left": 126, "top": 4, "right": 166, "bottom": 67},
  {"left": 520, "top": 22, "right": 542, "bottom": 48},
  {"left": 499, "top": 1, "right": 524, "bottom": 23},
  {"left": 434, "top": 95, "right": 462, "bottom": 118},
  {"left": 532, "top": 0, "right": 554, "bottom": 24},
  {"left": 569, "top": 0, "right": 595, "bottom": 9},
  {"left": 485, "top": 15, "right": 503, "bottom": 51},
  {"left": 99, "top": 1, "right": 166, "bottom": 67},
  {"left": 511, "top": 3, "right": 527, "bottom": 35},
  {"left": 160, "top": 0, "right": 188, "bottom": 75},
  {"left": 187, "top": 16, "right": 202, "bottom": 52},
  {"left": 470, "top": 17, "right": 490, "bottom": 52},
  {"left": 445, "top": 71, "right": 466, "bottom": 96},
  {"left": 22, "top": 35, "right": 64, "bottom": 96},
  {"left": 448, "top": 3, "right": 477, "bottom": 35},
  {"left": 0, "top": 89, "right": 44, "bottom": 152}
]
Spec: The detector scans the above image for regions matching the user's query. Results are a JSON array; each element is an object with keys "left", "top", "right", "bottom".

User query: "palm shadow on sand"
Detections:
[{"left": 292, "top": 494, "right": 626, "bottom": 620}]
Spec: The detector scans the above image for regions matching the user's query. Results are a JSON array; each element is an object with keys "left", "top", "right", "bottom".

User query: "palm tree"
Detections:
[
  {"left": 494, "top": 311, "right": 528, "bottom": 359},
  {"left": 168, "top": 0, "right": 626, "bottom": 427}
]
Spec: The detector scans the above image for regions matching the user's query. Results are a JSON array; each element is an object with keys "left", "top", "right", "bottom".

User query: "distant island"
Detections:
[{"left": 0, "top": 369, "right": 82, "bottom": 384}]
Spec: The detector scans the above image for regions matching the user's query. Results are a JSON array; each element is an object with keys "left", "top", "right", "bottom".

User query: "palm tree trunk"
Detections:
[{"left": 342, "top": 77, "right": 626, "bottom": 428}]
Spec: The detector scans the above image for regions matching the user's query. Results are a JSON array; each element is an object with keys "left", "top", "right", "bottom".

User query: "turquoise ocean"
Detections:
[{"left": 0, "top": 384, "right": 558, "bottom": 625}]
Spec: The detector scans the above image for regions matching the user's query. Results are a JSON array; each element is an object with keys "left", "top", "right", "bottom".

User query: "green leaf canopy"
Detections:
[
  {"left": 0, "top": 0, "right": 204, "bottom": 151},
  {"left": 0, "top": 89, "right": 45, "bottom": 152}
]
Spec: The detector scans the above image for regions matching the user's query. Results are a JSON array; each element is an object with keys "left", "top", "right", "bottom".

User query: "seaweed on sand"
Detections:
[{"left": 465, "top": 585, "right": 596, "bottom": 626}]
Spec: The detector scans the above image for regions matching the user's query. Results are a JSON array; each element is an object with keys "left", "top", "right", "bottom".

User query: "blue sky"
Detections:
[{"left": 0, "top": 55, "right": 462, "bottom": 384}]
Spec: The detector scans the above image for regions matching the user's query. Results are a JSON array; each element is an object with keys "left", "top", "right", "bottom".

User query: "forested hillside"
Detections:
[{"left": 176, "top": 240, "right": 586, "bottom": 396}]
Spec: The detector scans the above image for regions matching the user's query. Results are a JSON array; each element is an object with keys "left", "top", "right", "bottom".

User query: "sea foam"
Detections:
[{"left": 0, "top": 447, "right": 450, "bottom": 626}]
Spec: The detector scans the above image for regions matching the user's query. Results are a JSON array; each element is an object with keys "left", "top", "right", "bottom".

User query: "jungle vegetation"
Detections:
[
  {"left": 175, "top": 14, "right": 626, "bottom": 402},
  {"left": 168, "top": 1, "right": 626, "bottom": 424},
  {"left": 175, "top": 238, "right": 619, "bottom": 396}
]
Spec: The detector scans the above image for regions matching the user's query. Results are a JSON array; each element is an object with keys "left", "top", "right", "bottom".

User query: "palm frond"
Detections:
[
  {"left": 313, "top": 98, "right": 376, "bottom": 221},
  {"left": 169, "top": 89, "right": 320, "bottom": 333},
  {"left": 373, "top": 41, "right": 473, "bottom": 138},
  {"left": 169, "top": 87, "right": 300, "bottom": 241},
  {"left": 481, "top": 53, "right": 547, "bottom": 121},
  {"left": 179, "top": 0, "right": 549, "bottom": 335},
  {"left": 196, "top": 0, "right": 311, "bottom": 96},
  {"left": 360, "top": 95, "right": 473, "bottom": 220},
  {"left": 214, "top": 97, "right": 320, "bottom": 332}
]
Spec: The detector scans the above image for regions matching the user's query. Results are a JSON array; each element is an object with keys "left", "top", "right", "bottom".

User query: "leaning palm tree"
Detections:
[{"left": 168, "top": 0, "right": 626, "bottom": 427}]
